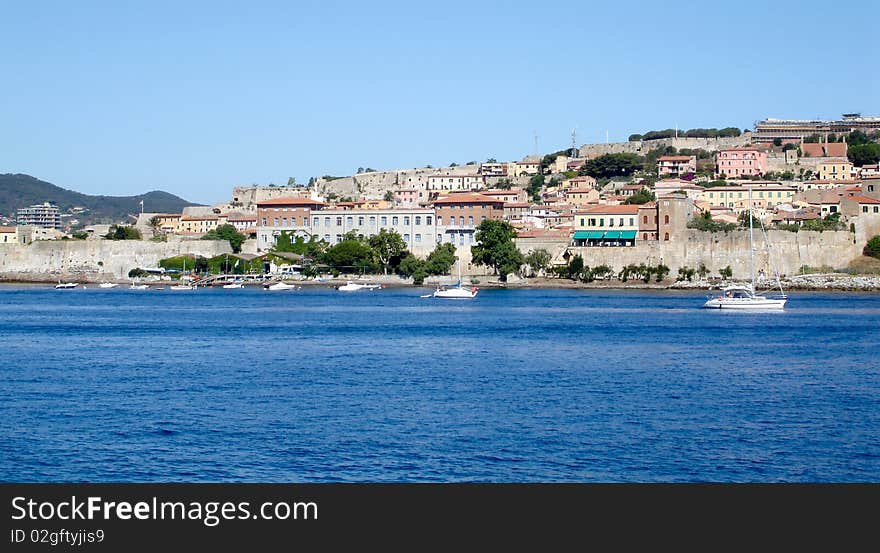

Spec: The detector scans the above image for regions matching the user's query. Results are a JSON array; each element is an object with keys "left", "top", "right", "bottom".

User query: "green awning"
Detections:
[
  {"left": 573, "top": 231, "right": 604, "bottom": 240},
  {"left": 619, "top": 230, "right": 637, "bottom": 239},
  {"left": 602, "top": 231, "right": 621, "bottom": 239}
]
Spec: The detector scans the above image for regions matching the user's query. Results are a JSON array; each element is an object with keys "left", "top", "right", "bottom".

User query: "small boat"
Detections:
[
  {"left": 169, "top": 283, "right": 195, "bottom": 291},
  {"left": 222, "top": 281, "right": 244, "bottom": 289},
  {"left": 266, "top": 281, "right": 299, "bottom": 291},
  {"left": 336, "top": 281, "right": 382, "bottom": 292},
  {"left": 702, "top": 186, "right": 787, "bottom": 311},
  {"left": 432, "top": 260, "right": 477, "bottom": 299},
  {"left": 98, "top": 282, "right": 119, "bottom": 289},
  {"left": 130, "top": 283, "right": 149, "bottom": 290},
  {"left": 55, "top": 282, "right": 78, "bottom": 289}
]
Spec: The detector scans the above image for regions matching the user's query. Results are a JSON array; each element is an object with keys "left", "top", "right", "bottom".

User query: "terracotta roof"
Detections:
[
  {"left": 800, "top": 143, "right": 848, "bottom": 158},
  {"left": 849, "top": 195, "right": 880, "bottom": 204},
  {"left": 576, "top": 204, "right": 640, "bottom": 215},
  {"left": 657, "top": 156, "right": 694, "bottom": 162},
  {"left": 227, "top": 216, "right": 257, "bottom": 222},
  {"left": 256, "top": 197, "right": 326, "bottom": 207},
  {"left": 638, "top": 201, "right": 657, "bottom": 208},
  {"left": 180, "top": 215, "right": 219, "bottom": 221},
  {"left": 565, "top": 188, "right": 597, "bottom": 194},
  {"left": 503, "top": 202, "right": 531, "bottom": 208},
  {"left": 0, "top": 226, "right": 16, "bottom": 233},
  {"left": 432, "top": 193, "right": 504, "bottom": 205}
]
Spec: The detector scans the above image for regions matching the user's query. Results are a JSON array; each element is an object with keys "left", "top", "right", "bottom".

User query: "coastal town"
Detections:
[{"left": 2, "top": 113, "right": 880, "bottom": 289}]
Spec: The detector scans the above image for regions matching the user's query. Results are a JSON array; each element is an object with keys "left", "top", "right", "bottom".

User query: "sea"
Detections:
[{"left": 1, "top": 284, "right": 878, "bottom": 482}]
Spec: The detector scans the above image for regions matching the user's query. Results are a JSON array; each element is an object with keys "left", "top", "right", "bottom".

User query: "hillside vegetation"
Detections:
[{"left": 0, "top": 173, "right": 197, "bottom": 225}]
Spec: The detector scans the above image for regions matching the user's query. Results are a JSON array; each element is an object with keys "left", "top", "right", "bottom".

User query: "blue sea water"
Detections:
[{"left": 0, "top": 284, "right": 878, "bottom": 482}]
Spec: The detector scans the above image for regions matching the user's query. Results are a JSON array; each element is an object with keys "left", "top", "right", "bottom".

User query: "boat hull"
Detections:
[
  {"left": 433, "top": 288, "right": 477, "bottom": 299},
  {"left": 702, "top": 297, "right": 787, "bottom": 310}
]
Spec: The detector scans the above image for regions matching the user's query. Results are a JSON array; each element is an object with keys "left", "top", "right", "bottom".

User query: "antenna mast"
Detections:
[{"left": 570, "top": 128, "right": 577, "bottom": 157}]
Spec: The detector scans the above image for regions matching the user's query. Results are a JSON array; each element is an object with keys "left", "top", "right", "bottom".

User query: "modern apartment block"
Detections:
[{"left": 16, "top": 202, "right": 61, "bottom": 229}]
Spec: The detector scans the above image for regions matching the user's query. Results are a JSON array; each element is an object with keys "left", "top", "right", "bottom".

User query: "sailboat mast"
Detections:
[{"left": 748, "top": 186, "right": 755, "bottom": 291}]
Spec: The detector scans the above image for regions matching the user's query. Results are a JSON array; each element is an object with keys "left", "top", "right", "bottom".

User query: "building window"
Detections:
[
  {"left": 664, "top": 215, "right": 669, "bottom": 224},
  {"left": 619, "top": 218, "right": 624, "bottom": 227},
  {"left": 273, "top": 218, "right": 278, "bottom": 227},
  {"left": 262, "top": 218, "right": 267, "bottom": 226},
  {"left": 599, "top": 218, "right": 604, "bottom": 227},
  {"left": 863, "top": 206, "right": 868, "bottom": 213},
  {"left": 358, "top": 216, "right": 364, "bottom": 226},
  {"left": 415, "top": 216, "right": 421, "bottom": 225},
  {"left": 324, "top": 234, "right": 330, "bottom": 241},
  {"left": 392, "top": 216, "right": 399, "bottom": 225},
  {"left": 629, "top": 218, "right": 634, "bottom": 226},
  {"left": 875, "top": 206, "right": 879, "bottom": 213},
  {"left": 426, "top": 216, "right": 433, "bottom": 225},
  {"left": 437, "top": 216, "right": 442, "bottom": 225},
  {"left": 459, "top": 234, "right": 465, "bottom": 245},
  {"left": 404, "top": 216, "right": 410, "bottom": 225},
  {"left": 459, "top": 216, "right": 464, "bottom": 226},
  {"left": 415, "top": 234, "right": 421, "bottom": 243},
  {"left": 437, "top": 234, "right": 442, "bottom": 243},
  {"left": 336, "top": 217, "right": 343, "bottom": 226},
  {"left": 313, "top": 217, "right": 319, "bottom": 226},
  {"left": 664, "top": 232, "right": 669, "bottom": 241},
  {"left": 642, "top": 215, "right": 647, "bottom": 224},
  {"left": 369, "top": 216, "right": 376, "bottom": 226},
  {"left": 481, "top": 216, "right": 486, "bottom": 221},
  {"left": 404, "top": 233, "right": 410, "bottom": 242},
  {"left": 381, "top": 216, "right": 387, "bottom": 225},
  {"left": 346, "top": 217, "right": 353, "bottom": 226},
  {"left": 468, "top": 216, "right": 473, "bottom": 226},
  {"left": 282, "top": 217, "right": 288, "bottom": 226},
  {"left": 643, "top": 233, "right": 647, "bottom": 240}
]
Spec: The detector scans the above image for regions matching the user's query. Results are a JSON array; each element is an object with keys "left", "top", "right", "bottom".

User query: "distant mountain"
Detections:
[{"left": 0, "top": 173, "right": 200, "bottom": 226}]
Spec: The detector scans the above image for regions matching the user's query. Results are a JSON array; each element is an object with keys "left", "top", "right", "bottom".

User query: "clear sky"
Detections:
[{"left": 1, "top": 0, "right": 877, "bottom": 204}]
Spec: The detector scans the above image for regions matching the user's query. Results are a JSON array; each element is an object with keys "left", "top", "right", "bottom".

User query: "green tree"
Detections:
[
  {"left": 527, "top": 174, "right": 545, "bottom": 202},
  {"left": 397, "top": 253, "right": 428, "bottom": 284},
  {"left": 678, "top": 266, "right": 696, "bottom": 281},
  {"left": 471, "top": 219, "right": 524, "bottom": 281},
  {"left": 322, "top": 239, "right": 376, "bottom": 273},
  {"left": 697, "top": 263, "right": 709, "bottom": 280},
  {"left": 368, "top": 229, "right": 408, "bottom": 274},
  {"left": 719, "top": 265, "right": 733, "bottom": 279},
  {"left": 383, "top": 190, "right": 395, "bottom": 202},
  {"left": 424, "top": 243, "right": 457, "bottom": 275},
  {"left": 273, "top": 232, "right": 326, "bottom": 258},
  {"left": 773, "top": 138, "right": 783, "bottom": 147},
  {"left": 202, "top": 224, "right": 246, "bottom": 253},
  {"left": 567, "top": 255, "right": 584, "bottom": 280},
  {"left": 624, "top": 187, "right": 656, "bottom": 205},
  {"left": 104, "top": 225, "right": 141, "bottom": 240},
  {"left": 848, "top": 143, "right": 880, "bottom": 166},
  {"left": 864, "top": 236, "right": 880, "bottom": 259},
  {"left": 287, "top": 177, "right": 297, "bottom": 186},
  {"left": 580, "top": 153, "right": 643, "bottom": 179},
  {"left": 847, "top": 130, "right": 870, "bottom": 146},
  {"left": 524, "top": 248, "right": 551, "bottom": 276}
]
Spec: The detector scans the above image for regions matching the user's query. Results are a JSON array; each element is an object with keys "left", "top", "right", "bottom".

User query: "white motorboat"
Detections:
[
  {"left": 266, "top": 281, "right": 299, "bottom": 291},
  {"left": 222, "top": 281, "right": 244, "bottom": 289},
  {"left": 130, "top": 283, "right": 149, "bottom": 290},
  {"left": 432, "top": 259, "right": 477, "bottom": 299},
  {"left": 336, "top": 281, "right": 382, "bottom": 292},
  {"left": 54, "top": 282, "right": 78, "bottom": 289},
  {"left": 98, "top": 282, "right": 119, "bottom": 289},
  {"left": 703, "top": 186, "right": 787, "bottom": 310}
]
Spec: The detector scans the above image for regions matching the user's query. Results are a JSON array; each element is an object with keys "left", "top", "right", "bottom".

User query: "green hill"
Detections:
[{"left": 0, "top": 173, "right": 200, "bottom": 226}]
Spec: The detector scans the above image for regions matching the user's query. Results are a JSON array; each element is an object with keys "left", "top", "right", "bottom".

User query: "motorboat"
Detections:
[
  {"left": 702, "top": 186, "right": 787, "bottom": 310},
  {"left": 130, "top": 283, "right": 149, "bottom": 290},
  {"left": 266, "top": 281, "right": 299, "bottom": 291},
  {"left": 702, "top": 285, "right": 787, "bottom": 310},
  {"left": 98, "top": 282, "right": 119, "bottom": 289},
  {"left": 54, "top": 282, "right": 78, "bottom": 289},
  {"left": 336, "top": 281, "right": 382, "bottom": 292},
  {"left": 222, "top": 280, "right": 244, "bottom": 289}
]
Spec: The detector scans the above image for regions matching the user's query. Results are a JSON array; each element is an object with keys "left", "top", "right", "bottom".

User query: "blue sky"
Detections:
[{"left": 1, "top": 0, "right": 877, "bottom": 204}]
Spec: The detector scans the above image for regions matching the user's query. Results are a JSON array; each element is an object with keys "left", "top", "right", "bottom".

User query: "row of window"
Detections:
[
  {"left": 261, "top": 214, "right": 491, "bottom": 228},
  {"left": 580, "top": 217, "right": 636, "bottom": 227},
  {"left": 708, "top": 191, "right": 791, "bottom": 199},
  {"left": 862, "top": 206, "right": 880, "bottom": 214}
]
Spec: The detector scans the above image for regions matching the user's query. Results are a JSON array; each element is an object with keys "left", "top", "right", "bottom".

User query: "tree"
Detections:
[
  {"left": 848, "top": 143, "right": 880, "bottom": 166},
  {"left": 678, "top": 266, "right": 696, "bottom": 281},
  {"left": 523, "top": 248, "right": 551, "bottom": 276},
  {"left": 773, "top": 138, "right": 783, "bottom": 147},
  {"left": 383, "top": 190, "right": 395, "bottom": 202},
  {"left": 397, "top": 253, "right": 428, "bottom": 284},
  {"left": 368, "top": 229, "right": 407, "bottom": 274},
  {"left": 202, "top": 224, "right": 246, "bottom": 253},
  {"left": 782, "top": 143, "right": 797, "bottom": 151},
  {"left": 697, "top": 263, "right": 709, "bottom": 280},
  {"left": 104, "top": 225, "right": 141, "bottom": 240},
  {"left": 624, "top": 187, "right": 656, "bottom": 205},
  {"left": 847, "top": 130, "right": 871, "bottom": 146},
  {"left": 471, "top": 219, "right": 523, "bottom": 281},
  {"left": 486, "top": 158, "right": 497, "bottom": 163},
  {"left": 287, "top": 177, "right": 297, "bottom": 186},
  {"left": 527, "top": 174, "right": 544, "bottom": 202},
  {"left": 567, "top": 255, "right": 584, "bottom": 280},
  {"left": 580, "top": 153, "right": 643, "bottom": 179},
  {"left": 322, "top": 239, "right": 376, "bottom": 273},
  {"left": 424, "top": 243, "right": 457, "bottom": 275},
  {"left": 864, "top": 236, "right": 880, "bottom": 259},
  {"left": 274, "top": 232, "right": 326, "bottom": 258},
  {"left": 719, "top": 265, "right": 733, "bottom": 279}
]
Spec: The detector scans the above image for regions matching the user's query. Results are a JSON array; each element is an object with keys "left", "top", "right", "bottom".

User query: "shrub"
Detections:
[{"left": 864, "top": 236, "right": 880, "bottom": 259}]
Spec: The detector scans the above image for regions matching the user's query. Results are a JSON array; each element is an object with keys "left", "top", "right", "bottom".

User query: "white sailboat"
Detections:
[
  {"left": 54, "top": 281, "right": 78, "bottom": 289},
  {"left": 98, "top": 282, "right": 119, "bottom": 288},
  {"left": 432, "top": 259, "right": 477, "bottom": 299},
  {"left": 337, "top": 281, "right": 382, "bottom": 292},
  {"left": 703, "top": 186, "right": 787, "bottom": 310},
  {"left": 170, "top": 257, "right": 195, "bottom": 290},
  {"left": 222, "top": 279, "right": 244, "bottom": 289},
  {"left": 266, "top": 281, "right": 299, "bottom": 291}
]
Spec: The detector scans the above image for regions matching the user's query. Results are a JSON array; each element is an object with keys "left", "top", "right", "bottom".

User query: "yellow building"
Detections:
[
  {"left": 699, "top": 185, "right": 796, "bottom": 211},
  {"left": 152, "top": 214, "right": 182, "bottom": 233},
  {"left": 817, "top": 159, "right": 855, "bottom": 181},
  {"left": 572, "top": 204, "right": 639, "bottom": 246},
  {"left": 179, "top": 215, "right": 221, "bottom": 234},
  {"left": 0, "top": 226, "right": 17, "bottom": 244}
]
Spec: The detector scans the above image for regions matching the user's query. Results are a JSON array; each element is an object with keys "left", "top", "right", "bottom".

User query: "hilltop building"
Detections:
[{"left": 16, "top": 202, "right": 61, "bottom": 229}]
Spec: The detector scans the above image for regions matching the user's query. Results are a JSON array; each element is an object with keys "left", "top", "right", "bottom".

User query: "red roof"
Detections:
[
  {"left": 257, "top": 197, "right": 326, "bottom": 207},
  {"left": 0, "top": 226, "right": 16, "bottom": 233},
  {"left": 658, "top": 156, "right": 694, "bottom": 162},
  {"left": 850, "top": 195, "right": 880, "bottom": 204},
  {"left": 432, "top": 193, "right": 504, "bottom": 205},
  {"left": 801, "top": 143, "right": 848, "bottom": 158},
  {"left": 576, "top": 204, "right": 640, "bottom": 215}
]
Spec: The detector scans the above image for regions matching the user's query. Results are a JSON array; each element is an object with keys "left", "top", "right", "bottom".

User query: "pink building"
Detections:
[
  {"left": 715, "top": 148, "right": 768, "bottom": 178},
  {"left": 394, "top": 187, "right": 422, "bottom": 207}
]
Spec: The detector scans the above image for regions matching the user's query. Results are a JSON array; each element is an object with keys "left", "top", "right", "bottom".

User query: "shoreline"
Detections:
[{"left": 3, "top": 273, "right": 880, "bottom": 292}]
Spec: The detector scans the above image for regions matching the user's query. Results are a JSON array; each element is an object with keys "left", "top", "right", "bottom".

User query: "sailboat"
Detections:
[
  {"left": 432, "top": 258, "right": 478, "bottom": 299},
  {"left": 170, "top": 257, "right": 195, "bottom": 290},
  {"left": 703, "top": 186, "right": 787, "bottom": 310}
]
